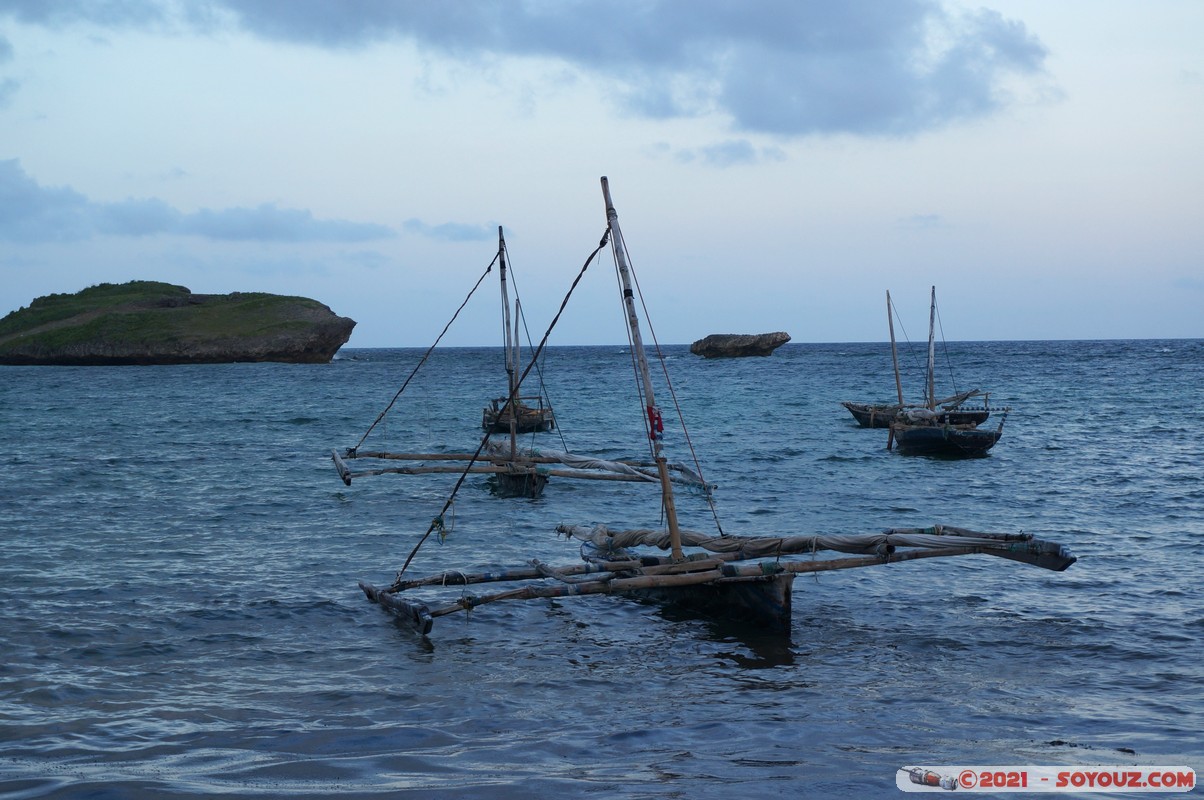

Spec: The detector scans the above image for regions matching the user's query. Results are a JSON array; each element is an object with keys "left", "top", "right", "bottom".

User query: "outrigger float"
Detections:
[{"left": 357, "top": 178, "right": 1076, "bottom": 635}]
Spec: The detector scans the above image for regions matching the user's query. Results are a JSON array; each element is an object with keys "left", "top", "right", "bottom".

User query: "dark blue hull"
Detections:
[{"left": 891, "top": 423, "right": 1002, "bottom": 457}]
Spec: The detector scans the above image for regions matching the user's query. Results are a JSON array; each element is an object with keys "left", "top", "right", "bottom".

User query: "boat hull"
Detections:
[
  {"left": 620, "top": 574, "right": 795, "bottom": 632},
  {"left": 842, "top": 401, "right": 898, "bottom": 428},
  {"left": 482, "top": 402, "right": 555, "bottom": 434},
  {"left": 487, "top": 470, "right": 549, "bottom": 498},
  {"left": 891, "top": 423, "right": 1001, "bottom": 457}
]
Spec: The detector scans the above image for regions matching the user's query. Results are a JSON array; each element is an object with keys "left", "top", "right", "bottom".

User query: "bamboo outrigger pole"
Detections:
[{"left": 601, "top": 176, "right": 685, "bottom": 561}]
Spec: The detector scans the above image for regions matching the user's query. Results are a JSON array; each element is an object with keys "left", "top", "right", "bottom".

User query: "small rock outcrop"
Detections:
[
  {"left": 0, "top": 281, "right": 356, "bottom": 365},
  {"left": 689, "top": 332, "right": 791, "bottom": 358}
]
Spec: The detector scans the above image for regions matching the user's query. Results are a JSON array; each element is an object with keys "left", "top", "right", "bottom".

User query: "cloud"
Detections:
[
  {"left": 96, "top": 197, "right": 183, "bottom": 237},
  {"left": 899, "top": 213, "right": 944, "bottom": 229},
  {"left": 403, "top": 218, "right": 495, "bottom": 242},
  {"left": 0, "top": 0, "right": 1052, "bottom": 138},
  {"left": 0, "top": 77, "right": 19, "bottom": 109},
  {"left": 0, "top": 35, "right": 17, "bottom": 108},
  {"left": 177, "top": 204, "right": 393, "bottom": 242},
  {"left": 219, "top": 0, "right": 1050, "bottom": 136},
  {"left": 711, "top": 6, "right": 1048, "bottom": 136},
  {"left": 0, "top": 159, "right": 395, "bottom": 243},
  {"left": 0, "top": 0, "right": 169, "bottom": 28},
  {"left": 672, "top": 139, "right": 789, "bottom": 167},
  {"left": 0, "top": 159, "right": 95, "bottom": 242}
]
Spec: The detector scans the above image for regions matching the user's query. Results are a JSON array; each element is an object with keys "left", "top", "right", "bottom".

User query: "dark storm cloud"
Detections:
[
  {"left": 0, "top": 0, "right": 1050, "bottom": 138},
  {"left": 0, "top": 159, "right": 395, "bottom": 243}
]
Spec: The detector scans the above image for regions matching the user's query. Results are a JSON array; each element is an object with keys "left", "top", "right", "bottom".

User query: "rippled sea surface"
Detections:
[{"left": 2, "top": 340, "right": 1202, "bottom": 798}]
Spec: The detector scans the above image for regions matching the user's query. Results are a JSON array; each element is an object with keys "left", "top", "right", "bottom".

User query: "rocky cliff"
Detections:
[
  {"left": 689, "top": 332, "right": 791, "bottom": 358},
  {"left": 0, "top": 281, "right": 356, "bottom": 365}
]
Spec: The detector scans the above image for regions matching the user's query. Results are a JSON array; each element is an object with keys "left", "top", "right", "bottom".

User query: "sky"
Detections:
[{"left": 1, "top": 0, "right": 1201, "bottom": 347}]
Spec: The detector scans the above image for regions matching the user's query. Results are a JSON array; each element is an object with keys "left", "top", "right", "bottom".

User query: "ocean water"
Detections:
[{"left": 1, "top": 339, "right": 1202, "bottom": 798}]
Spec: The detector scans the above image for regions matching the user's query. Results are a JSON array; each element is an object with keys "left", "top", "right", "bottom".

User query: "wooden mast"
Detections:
[
  {"left": 512, "top": 296, "right": 523, "bottom": 452},
  {"left": 601, "top": 176, "right": 684, "bottom": 561},
  {"left": 888, "top": 290, "right": 903, "bottom": 405},
  {"left": 497, "top": 227, "right": 518, "bottom": 455},
  {"left": 926, "top": 286, "right": 937, "bottom": 410}
]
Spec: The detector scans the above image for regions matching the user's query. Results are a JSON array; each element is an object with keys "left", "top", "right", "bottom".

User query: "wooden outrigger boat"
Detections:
[
  {"left": 332, "top": 226, "right": 711, "bottom": 499},
  {"left": 482, "top": 395, "right": 554, "bottom": 435},
  {"left": 890, "top": 412, "right": 1004, "bottom": 457},
  {"left": 843, "top": 290, "right": 992, "bottom": 428},
  {"left": 481, "top": 228, "right": 555, "bottom": 436},
  {"left": 332, "top": 226, "right": 558, "bottom": 497},
  {"left": 361, "top": 524, "right": 1075, "bottom": 635},
  {"left": 358, "top": 178, "right": 1073, "bottom": 635},
  {"left": 333, "top": 445, "right": 711, "bottom": 496},
  {"left": 889, "top": 287, "right": 1007, "bottom": 458}
]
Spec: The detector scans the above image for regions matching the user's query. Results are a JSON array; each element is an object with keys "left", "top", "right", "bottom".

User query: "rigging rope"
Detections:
[
  {"left": 351, "top": 254, "right": 499, "bottom": 453},
  {"left": 612, "top": 256, "right": 651, "bottom": 455},
  {"left": 889, "top": 292, "right": 925, "bottom": 405},
  {"left": 612, "top": 233, "right": 725, "bottom": 535},
  {"left": 505, "top": 239, "right": 570, "bottom": 452},
  {"left": 934, "top": 298, "right": 961, "bottom": 398},
  {"left": 390, "top": 228, "right": 612, "bottom": 585}
]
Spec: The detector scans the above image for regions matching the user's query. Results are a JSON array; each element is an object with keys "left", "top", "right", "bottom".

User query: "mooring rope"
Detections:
[
  {"left": 350, "top": 255, "right": 499, "bottom": 453},
  {"left": 391, "top": 228, "right": 612, "bottom": 585}
]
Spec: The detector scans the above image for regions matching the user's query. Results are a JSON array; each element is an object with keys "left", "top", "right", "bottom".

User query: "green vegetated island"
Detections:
[{"left": 0, "top": 281, "right": 356, "bottom": 366}]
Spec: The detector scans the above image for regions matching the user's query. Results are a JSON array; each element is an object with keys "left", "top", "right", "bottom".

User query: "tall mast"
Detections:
[
  {"left": 513, "top": 297, "right": 523, "bottom": 395},
  {"left": 926, "top": 286, "right": 936, "bottom": 410},
  {"left": 510, "top": 297, "right": 522, "bottom": 455},
  {"left": 887, "top": 290, "right": 903, "bottom": 405},
  {"left": 498, "top": 227, "right": 515, "bottom": 396},
  {"left": 600, "top": 176, "right": 684, "bottom": 560},
  {"left": 498, "top": 227, "right": 518, "bottom": 454}
]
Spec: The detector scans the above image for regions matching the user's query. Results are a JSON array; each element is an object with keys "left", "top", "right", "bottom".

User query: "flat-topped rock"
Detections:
[{"left": 689, "top": 332, "right": 791, "bottom": 358}]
